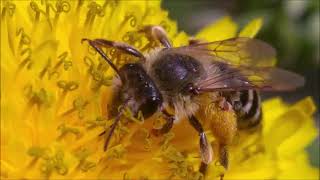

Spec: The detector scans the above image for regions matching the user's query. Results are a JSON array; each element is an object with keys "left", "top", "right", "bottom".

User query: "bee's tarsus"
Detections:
[
  {"left": 218, "top": 144, "right": 229, "bottom": 169},
  {"left": 99, "top": 130, "right": 106, "bottom": 136},
  {"left": 189, "top": 115, "right": 213, "bottom": 174},
  {"left": 199, "top": 162, "right": 208, "bottom": 176},
  {"left": 220, "top": 174, "right": 225, "bottom": 180}
]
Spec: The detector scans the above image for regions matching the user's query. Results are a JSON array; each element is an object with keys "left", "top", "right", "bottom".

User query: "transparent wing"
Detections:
[
  {"left": 177, "top": 37, "right": 277, "bottom": 67},
  {"left": 196, "top": 62, "right": 305, "bottom": 92}
]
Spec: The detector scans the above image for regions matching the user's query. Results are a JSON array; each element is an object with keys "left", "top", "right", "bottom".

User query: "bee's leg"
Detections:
[
  {"left": 152, "top": 109, "right": 175, "bottom": 136},
  {"left": 188, "top": 37, "right": 204, "bottom": 45},
  {"left": 188, "top": 115, "right": 213, "bottom": 175},
  {"left": 99, "top": 131, "right": 106, "bottom": 136},
  {"left": 139, "top": 25, "right": 172, "bottom": 48},
  {"left": 188, "top": 36, "right": 208, "bottom": 45},
  {"left": 218, "top": 143, "right": 229, "bottom": 169},
  {"left": 82, "top": 38, "right": 144, "bottom": 59},
  {"left": 103, "top": 104, "right": 128, "bottom": 151}
]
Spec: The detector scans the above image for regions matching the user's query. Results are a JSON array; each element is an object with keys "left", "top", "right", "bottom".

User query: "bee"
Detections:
[{"left": 82, "top": 25, "right": 304, "bottom": 174}]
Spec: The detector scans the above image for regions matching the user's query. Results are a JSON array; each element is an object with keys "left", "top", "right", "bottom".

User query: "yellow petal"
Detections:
[
  {"left": 172, "top": 31, "right": 189, "bottom": 47},
  {"left": 263, "top": 97, "right": 318, "bottom": 156},
  {"left": 293, "top": 96, "right": 316, "bottom": 116},
  {"left": 278, "top": 152, "right": 319, "bottom": 180},
  {"left": 195, "top": 16, "right": 238, "bottom": 42},
  {"left": 277, "top": 98, "right": 318, "bottom": 156},
  {"left": 277, "top": 114, "right": 317, "bottom": 157},
  {"left": 264, "top": 108, "right": 305, "bottom": 152},
  {"left": 262, "top": 97, "right": 288, "bottom": 134},
  {"left": 239, "top": 17, "right": 263, "bottom": 38}
]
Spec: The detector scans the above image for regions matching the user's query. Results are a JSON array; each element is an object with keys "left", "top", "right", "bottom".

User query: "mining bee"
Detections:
[{"left": 82, "top": 25, "right": 304, "bottom": 174}]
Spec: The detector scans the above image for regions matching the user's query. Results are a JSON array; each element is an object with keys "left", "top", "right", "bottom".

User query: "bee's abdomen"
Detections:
[{"left": 233, "top": 90, "right": 262, "bottom": 129}]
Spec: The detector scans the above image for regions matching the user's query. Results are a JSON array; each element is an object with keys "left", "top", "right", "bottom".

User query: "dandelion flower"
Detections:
[{"left": 1, "top": 0, "right": 318, "bottom": 179}]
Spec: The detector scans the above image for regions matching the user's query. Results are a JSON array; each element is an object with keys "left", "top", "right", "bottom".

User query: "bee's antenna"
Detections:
[{"left": 81, "top": 38, "right": 121, "bottom": 76}]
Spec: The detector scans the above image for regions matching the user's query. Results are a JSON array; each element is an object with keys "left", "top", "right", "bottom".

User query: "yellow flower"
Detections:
[{"left": 1, "top": 0, "right": 318, "bottom": 179}]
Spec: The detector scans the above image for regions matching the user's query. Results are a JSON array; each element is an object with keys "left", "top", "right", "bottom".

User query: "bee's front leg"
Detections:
[
  {"left": 189, "top": 115, "right": 213, "bottom": 175},
  {"left": 139, "top": 25, "right": 172, "bottom": 48}
]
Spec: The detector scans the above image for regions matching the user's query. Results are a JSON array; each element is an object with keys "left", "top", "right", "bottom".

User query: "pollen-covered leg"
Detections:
[
  {"left": 139, "top": 25, "right": 172, "bottom": 48},
  {"left": 188, "top": 115, "right": 213, "bottom": 175},
  {"left": 152, "top": 109, "right": 175, "bottom": 136},
  {"left": 82, "top": 38, "right": 144, "bottom": 59}
]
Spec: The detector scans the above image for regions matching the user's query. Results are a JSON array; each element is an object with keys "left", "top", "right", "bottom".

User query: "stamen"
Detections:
[
  {"left": 89, "top": 67, "right": 113, "bottom": 91},
  {"left": 1, "top": 1, "right": 16, "bottom": 19},
  {"left": 122, "top": 107, "right": 144, "bottom": 124},
  {"left": 74, "top": 148, "right": 96, "bottom": 172},
  {"left": 160, "top": 132, "right": 175, "bottom": 151},
  {"left": 122, "top": 31, "right": 143, "bottom": 48},
  {"left": 16, "top": 29, "right": 30, "bottom": 46},
  {"left": 107, "top": 144, "right": 126, "bottom": 159},
  {"left": 57, "top": 123, "right": 82, "bottom": 140},
  {"left": 160, "top": 145, "right": 196, "bottom": 178},
  {"left": 80, "top": 161, "right": 96, "bottom": 172},
  {"left": 85, "top": 116, "right": 108, "bottom": 129},
  {"left": 84, "top": 2, "right": 105, "bottom": 30},
  {"left": 47, "top": 1, "right": 71, "bottom": 27},
  {"left": 57, "top": 80, "right": 79, "bottom": 92},
  {"left": 84, "top": 56, "right": 95, "bottom": 68},
  {"left": 39, "top": 58, "right": 52, "bottom": 79},
  {"left": 120, "top": 13, "right": 137, "bottom": 28},
  {"left": 29, "top": 1, "right": 53, "bottom": 28},
  {"left": 55, "top": 0, "right": 71, "bottom": 13},
  {"left": 27, "top": 146, "right": 47, "bottom": 158},
  {"left": 60, "top": 97, "right": 89, "bottom": 118},
  {"left": 40, "top": 149, "right": 69, "bottom": 176},
  {"left": 26, "top": 88, "right": 51, "bottom": 108},
  {"left": 140, "top": 128, "right": 152, "bottom": 151}
]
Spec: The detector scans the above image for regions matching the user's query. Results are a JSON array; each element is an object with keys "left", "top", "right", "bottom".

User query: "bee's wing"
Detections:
[
  {"left": 170, "top": 37, "right": 303, "bottom": 92},
  {"left": 196, "top": 63, "right": 305, "bottom": 92},
  {"left": 176, "top": 37, "right": 277, "bottom": 67}
]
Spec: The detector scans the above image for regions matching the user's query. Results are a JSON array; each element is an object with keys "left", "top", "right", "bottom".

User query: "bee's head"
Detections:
[{"left": 115, "top": 63, "right": 163, "bottom": 118}]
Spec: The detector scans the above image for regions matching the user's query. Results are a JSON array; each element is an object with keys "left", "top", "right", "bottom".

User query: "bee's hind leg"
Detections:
[
  {"left": 152, "top": 109, "right": 175, "bottom": 136},
  {"left": 188, "top": 115, "right": 213, "bottom": 175}
]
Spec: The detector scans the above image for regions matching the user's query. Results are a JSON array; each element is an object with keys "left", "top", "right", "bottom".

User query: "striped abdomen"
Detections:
[{"left": 224, "top": 90, "right": 262, "bottom": 129}]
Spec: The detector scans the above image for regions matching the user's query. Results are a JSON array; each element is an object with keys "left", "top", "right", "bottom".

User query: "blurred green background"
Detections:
[{"left": 163, "top": 0, "right": 319, "bottom": 167}]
